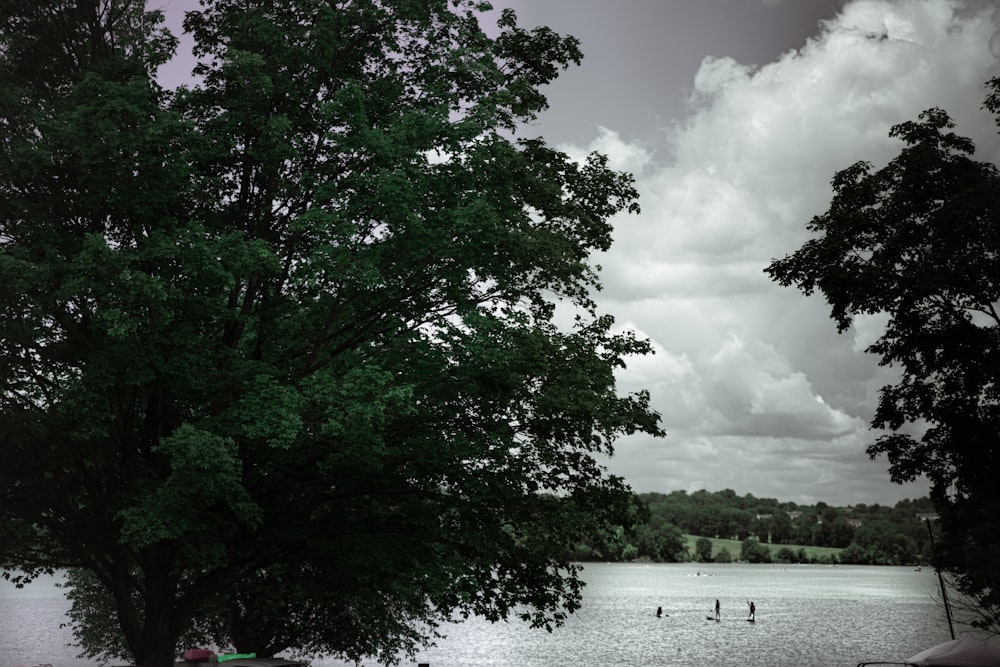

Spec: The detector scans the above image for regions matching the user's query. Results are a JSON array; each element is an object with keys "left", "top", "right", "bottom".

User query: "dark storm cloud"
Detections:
[{"left": 501, "top": 0, "right": 845, "bottom": 146}]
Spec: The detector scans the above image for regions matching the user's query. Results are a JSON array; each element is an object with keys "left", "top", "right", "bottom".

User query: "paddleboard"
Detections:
[{"left": 747, "top": 618, "right": 756, "bottom": 623}]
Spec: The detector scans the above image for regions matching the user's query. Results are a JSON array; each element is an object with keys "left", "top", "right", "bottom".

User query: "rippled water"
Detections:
[{"left": 1, "top": 563, "right": 954, "bottom": 667}]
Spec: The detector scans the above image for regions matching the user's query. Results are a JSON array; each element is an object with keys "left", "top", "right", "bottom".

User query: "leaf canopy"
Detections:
[{"left": 0, "top": 1, "right": 662, "bottom": 665}]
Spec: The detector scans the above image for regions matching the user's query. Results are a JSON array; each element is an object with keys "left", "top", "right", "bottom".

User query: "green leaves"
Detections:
[
  {"left": 236, "top": 376, "right": 305, "bottom": 449},
  {"left": 118, "top": 424, "right": 260, "bottom": 550},
  {"left": 1, "top": 1, "right": 662, "bottom": 664}
]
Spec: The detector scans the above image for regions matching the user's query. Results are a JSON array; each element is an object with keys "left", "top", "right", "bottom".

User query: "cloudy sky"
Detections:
[{"left": 159, "top": 0, "right": 1000, "bottom": 507}]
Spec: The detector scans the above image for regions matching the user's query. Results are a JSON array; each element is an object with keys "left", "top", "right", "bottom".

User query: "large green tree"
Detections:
[
  {"left": 766, "top": 82, "right": 1000, "bottom": 633},
  {"left": 0, "top": 1, "right": 663, "bottom": 665}
]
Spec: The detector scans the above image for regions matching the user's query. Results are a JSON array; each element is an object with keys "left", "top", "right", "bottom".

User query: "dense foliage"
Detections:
[
  {"left": 766, "top": 81, "right": 1000, "bottom": 633},
  {"left": 0, "top": 1, "right": 663, "bottom": 665},
  {"left": 574, "top": 489, "right": 936, "bottom": 566}
]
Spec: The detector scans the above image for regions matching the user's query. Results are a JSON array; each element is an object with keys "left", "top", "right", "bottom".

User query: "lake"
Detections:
[{"left": 1, "top": 563, "right": 955, "bottom": 667}]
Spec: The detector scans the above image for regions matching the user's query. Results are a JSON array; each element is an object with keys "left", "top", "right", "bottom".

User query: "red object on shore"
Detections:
[{"left": 182, "top": 649, "right": 215, "bottom": 661}]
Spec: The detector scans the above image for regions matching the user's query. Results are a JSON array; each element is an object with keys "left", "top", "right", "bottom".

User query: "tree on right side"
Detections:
[{"left": 766, "top": 80, "right": 1000, "bottom": 634}]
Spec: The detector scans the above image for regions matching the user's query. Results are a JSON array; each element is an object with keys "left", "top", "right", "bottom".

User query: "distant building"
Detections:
[
  {"left": 846, "top": 518, "right": 862, "bottom": 528},
  {"left": 755, "top": 513, "right": 772, "bottom": 521},
  {"left": 916, "top": 513, "right": 940, "bottom": 522},
  {"left": 787, "top": 511, "right": 802, "bottom": 520}
]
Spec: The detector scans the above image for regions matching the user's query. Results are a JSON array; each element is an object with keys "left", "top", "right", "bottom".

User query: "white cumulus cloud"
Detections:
[{"left": 583, "top": 0, "right": 1000, "bottom": 505}]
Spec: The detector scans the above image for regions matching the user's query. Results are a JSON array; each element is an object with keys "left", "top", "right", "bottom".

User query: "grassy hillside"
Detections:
[{"left": 682, "top": 534, "right": 842, "bottom": 562}]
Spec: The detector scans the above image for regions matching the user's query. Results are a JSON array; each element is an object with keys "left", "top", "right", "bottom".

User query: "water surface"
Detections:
[
  {"left": 1, "top": 563, "right": 954, "bottom": 667},
  {"left": 375, "top": 563, "right": 954, "bottom": 667}
]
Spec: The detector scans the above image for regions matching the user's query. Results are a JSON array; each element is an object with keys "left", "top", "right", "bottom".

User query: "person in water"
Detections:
[
  {"left": 656, "top": 606, "right": 663, "bottom": 617},
  {"left": 715, "top": 599, "right": 720, "bottom": 620},
  {"left": 747, "top": 600, "right": 756, "bottom": 620}
]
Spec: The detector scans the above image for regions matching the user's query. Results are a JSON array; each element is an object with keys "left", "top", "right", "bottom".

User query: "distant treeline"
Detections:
[{"left": 570, "top": 489, "right": 937, "bottom": 566}]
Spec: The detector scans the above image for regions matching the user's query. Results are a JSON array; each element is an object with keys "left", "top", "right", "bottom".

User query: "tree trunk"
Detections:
[{"left": 131, "top": 545, "right": 182, "bottom": 667}]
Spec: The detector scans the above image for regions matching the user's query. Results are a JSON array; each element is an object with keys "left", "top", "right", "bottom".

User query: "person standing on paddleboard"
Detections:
[
  {"left": 715, "top": 599, "right": 720, "bottom": 620},
  {"left": 747, "top": 600, "right": 755, "bottom": 621}
]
